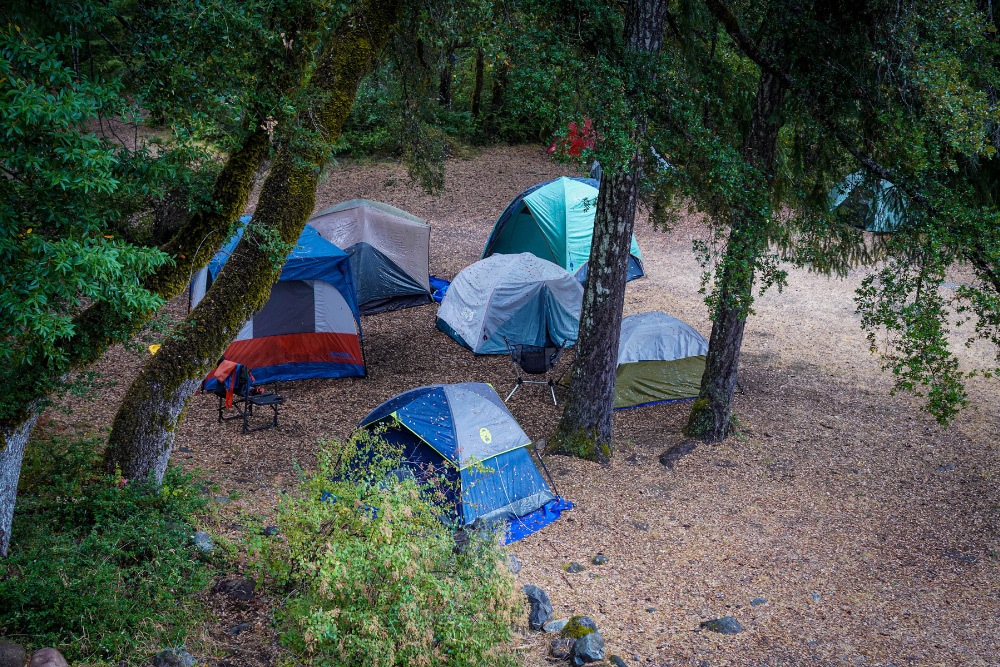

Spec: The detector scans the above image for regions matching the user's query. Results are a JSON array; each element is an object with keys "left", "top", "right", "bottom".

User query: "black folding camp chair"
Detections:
[
  {"left": 503, "top": 336, "right": 566, "bottom": 406},
  {"left": 208, "top": 362, "right": 286, "bottom": 433}
]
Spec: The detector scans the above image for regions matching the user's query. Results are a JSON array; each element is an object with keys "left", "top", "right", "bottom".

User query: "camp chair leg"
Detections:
[
  {"left": 505, "top": 381, "right": 521, "bottom": 403},
  {"left": 549, "top": 382, "right": 558, "bottom": 406}
]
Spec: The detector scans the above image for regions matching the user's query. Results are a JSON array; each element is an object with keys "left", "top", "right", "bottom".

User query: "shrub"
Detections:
[
  {"left": 261, "top": 431, "right": 519, "bottom": 667},
  {"left": 0, "top": 431, "right": 210, "bottom": 664}
]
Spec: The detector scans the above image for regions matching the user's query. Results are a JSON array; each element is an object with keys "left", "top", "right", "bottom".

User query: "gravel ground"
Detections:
[{"left": 41, "top": 145, "right": 999, "bottom": 667}]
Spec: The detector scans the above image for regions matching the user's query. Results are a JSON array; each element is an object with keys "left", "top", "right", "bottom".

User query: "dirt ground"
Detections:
[{"left": 42, "top": 145, "right": 1000, "bottom": 667}]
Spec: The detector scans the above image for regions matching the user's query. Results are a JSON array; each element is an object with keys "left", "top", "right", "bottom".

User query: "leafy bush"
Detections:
[
  {"left": 261, "top": 431, "right": 518, "bottom": 667},
  {"left": 0, "top": 431, "right": 210, "bottom": 664}
]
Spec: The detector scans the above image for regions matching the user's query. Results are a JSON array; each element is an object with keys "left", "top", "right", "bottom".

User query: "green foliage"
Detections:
[
  {"left": 0, "top": 430, "right": 210, "bottom": 663},
  {"left": 260, "top": 432, "right": 518, "bottom": 667},
  {"left": 0, "top": 25, "right": 169, "bottom": 379},
  {"left": 561, "top": 616, "right": 596, "bottom": 639}
]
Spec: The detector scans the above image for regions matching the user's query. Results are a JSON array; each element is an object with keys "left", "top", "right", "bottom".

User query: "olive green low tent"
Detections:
[{"left": 613, "top": 311, "right": 708, "bottom": 409}]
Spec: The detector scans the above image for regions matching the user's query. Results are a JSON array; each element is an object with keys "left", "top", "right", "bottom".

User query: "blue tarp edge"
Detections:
[{"left": 504, "top": 497, "right": 573, "bottom": 544}]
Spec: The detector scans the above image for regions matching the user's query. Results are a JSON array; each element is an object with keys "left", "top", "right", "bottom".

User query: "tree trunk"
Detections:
[
  {"left": 547, "top": 0, "right": 668, "bottom": 462},
  {"left": 439, "top": 46, "right": 455, "bottom": 108},
  {"left": 0, "top": 409, "right": 39, "bottom": 557},
  {"left": 685, "top": 67, "right": 787, "bottom": 442},
  {"left": 471, "top": 48, "right": 484, "bottom": 118},
  {"left": 102, "top": 0, "right": 403, "bottom": 484}
]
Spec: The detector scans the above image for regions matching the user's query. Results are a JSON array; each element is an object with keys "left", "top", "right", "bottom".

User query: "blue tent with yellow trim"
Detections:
[{"left": 358, "top": 382, "right": 571, "bottom": 543}]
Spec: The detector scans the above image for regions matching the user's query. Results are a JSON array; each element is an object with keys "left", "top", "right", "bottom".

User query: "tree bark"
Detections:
[
  {"left": 102, "top": 0, "right": 404, "bottom": 484},
  {"left": 0, "top": 410, "right": 39, "bottom": 556},
  {"left": 439, "top": 46, "right": 455, "bottom": 109},
  {"left": 471, "top": 48, "right": 484, "bottom": 118},
  {"left": 547, "top": 0, "right": 668, "bottom": 462},
  {"left": 685, "top": 67, "right": 787, "bottom": 442}
]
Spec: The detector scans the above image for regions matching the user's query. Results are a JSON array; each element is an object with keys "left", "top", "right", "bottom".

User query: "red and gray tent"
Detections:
[
  {"left": 308, "top": 199, "right": 433, "bottom": 314},
  {"left": 190, "top": 222, "right": 365, "bottom": 383}
]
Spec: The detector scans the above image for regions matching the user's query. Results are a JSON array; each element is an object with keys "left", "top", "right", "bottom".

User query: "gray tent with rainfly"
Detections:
[
  {"left": 308, "top": 199, "right": 433, "bottom": 314},
  {"left": 436, "top": 253, "right": 584, "bottom": 354},
  {"left": 613, "top": 311, "right": 708, "bottom": 409}
]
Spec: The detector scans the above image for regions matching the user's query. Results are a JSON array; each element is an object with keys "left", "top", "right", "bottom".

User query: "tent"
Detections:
[
  {"left": 436, "top": 253, "right": 584, "bottom": 354},
  {"left": 190, "top": 222, "right": 365, "bottom": 384},
  {"left": 830, "top": 171, "right": 906, "bottom": 233},
  {"left": 482, "top": 176, "right": 644, "bottom": 281},
  {"left": 358, "top": 382, "right": 571, "bottom": 542},
  {"left": 613, "top": 311, "right": 708, "bottom": 409},
  {"left": 308, "top": 199, "right": 433, "bottom": 314}
]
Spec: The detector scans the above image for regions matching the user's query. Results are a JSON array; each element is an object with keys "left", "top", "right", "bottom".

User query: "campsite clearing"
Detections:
[{"left": 47, "top": 145, "right": 1000, "bottom": 666}]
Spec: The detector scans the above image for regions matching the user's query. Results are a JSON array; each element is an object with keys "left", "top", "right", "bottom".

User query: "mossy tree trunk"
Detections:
[
  {"left": 102, "top": 0, "right": 404, "bottom": 484},
  {"left": 471, "top": 48, "right": 484, "bottom": 118},
  {"left": 547, "top": 0, "right": 668, "bottom": 463},
  {"left": 685, "top": 67, "right": 787, "bottom": 442}
]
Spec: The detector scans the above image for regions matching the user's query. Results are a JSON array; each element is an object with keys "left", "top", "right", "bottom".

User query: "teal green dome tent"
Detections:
[
  {"left": 483, "top": 177, "right": 644, "bottom": 281},
  {"left": 358, "top": 383, "right": 571, "bottom": 543},
  {"left": 830, "top": 171, "right": 906, "bottom": 233}
]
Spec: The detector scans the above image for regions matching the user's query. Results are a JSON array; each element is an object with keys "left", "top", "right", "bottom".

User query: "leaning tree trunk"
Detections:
[
  {"left": 0, "top": 412, "right": 39, "bottom": 556},
  {"left": 102, "top": 0, "right": 403, "bottom": 484},
  {"left": 547, "top": 0, "right": 668, "bottom": 462},
  {"left": 685, "top": 67, "right": 787, "bottom": 442}
]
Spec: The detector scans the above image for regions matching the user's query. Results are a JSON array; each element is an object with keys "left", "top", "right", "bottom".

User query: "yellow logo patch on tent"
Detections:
[{"left": 479, "top": 427, "right": 492, "bottom": 444}]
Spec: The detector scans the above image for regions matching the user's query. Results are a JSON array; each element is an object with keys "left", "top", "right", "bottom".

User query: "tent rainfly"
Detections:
[
  {"left": 613, "top": 311, "right": 708, "bottom": 409},
  {"left": 482, "top": 176, "right": 644, "bottom": 281},
  {"left": 190, "top": 221, "right": 365, "bottom": 383},
  {"left": 358, "top": 382, "right": 571, "bottom": 542},
  {"left": 829, "top": 171, "right": 906, "bottom": 233},
  {"left": 436, "top": 253, "right": 584, "bottom": 354},
  {"left": 308, "top": 199, "right": 433, "bottom": 314}
]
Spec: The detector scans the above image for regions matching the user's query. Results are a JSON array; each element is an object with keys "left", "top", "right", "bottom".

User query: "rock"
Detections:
[
  {"left": 522, "top": 585, "right": 553, "bottom": 630},
  {"left": 572, "top": 631, "right": 605, "bottom": 666},
  {"left": 561, "top": 616, "right": 598, "bottom": 639},
  {"left": 810, "top": 591, "right": 821, "bottom": 602},
  {"left": 262, "top": 525, "right": 280, "bottom": 536},
  {"left": 508, "top": 554, "right": 522, "bottom": 574},
  {"left": 28, "top": 648, "right": 67, "bottom": 667},
  {"left": 659, "top": 441, "right": 697, "bottom": 469},
  {"left": 228, "top": 622, "right": 251, "bottom": 636},
  {"left": 215, "top": 577, "right": 255, "bottom": 601},
  {"left": 700, "top": 616, "right": 743, "bottom": 635},
  {"left": 0, "top": 642, "right": 26, "bottom": 667},
  {"left": 565, "top": 562, "right": 585, "bottom": 573},
  {"left": 645, "top": 607, "right": 656, "bottom": 613},
  {"left": 610, "top": 655, "right": 628, "bottom": 667},
  {"left": 152, "top": 648, "right": 196, "bottom": 667},
  {"left": 750, "top": 597, "right": 768, "bottom": 607},
  {"left": 178, "top": 447, "right": 194, "bottom": 453},
  {"left": 191, "top": 531, "right": 214, "bottom": 554},
  {"left": 214, "top": 495, "right": 230, "bottom": 504},
  {"left": 543, "top": 618, "right": 569, "bottom": 634},
  {"left": 591, "top": 553, "right": 608, "bottom": 566},
  {"left": 550, "top": 638, "right": 574, "bottom": 660}
]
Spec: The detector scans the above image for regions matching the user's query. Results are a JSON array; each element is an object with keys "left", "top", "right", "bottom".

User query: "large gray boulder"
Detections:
[
  {"left": 522, "top": 585, "right": 553, "bottom": 630},
  {"left": 153, "top": 648, "right": 196, "bottom": 667},
  {"left": 0, "top": 642, "right": 26, "bottom": 667},
  {"left": 28, "top": 649, "right": 67, "bottom": 667},
  {"left": 572, "top": 631, "right": 605, "bottom": 666}
]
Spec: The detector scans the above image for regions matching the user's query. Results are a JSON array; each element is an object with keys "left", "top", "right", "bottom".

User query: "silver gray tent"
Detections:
[
  {"left": 614, "top": 311, "right": 708, "bottom": 409},
  {"left": 436, "top": 253, "right": 584, "bottom": 354},
  {"left": 309, "top": 199, "right": 433, "bottom": 314}
]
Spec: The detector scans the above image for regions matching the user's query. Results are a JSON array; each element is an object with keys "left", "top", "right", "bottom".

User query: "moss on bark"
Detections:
[{"left": 103, "top": 0, "right": 405, "bottom": 483}]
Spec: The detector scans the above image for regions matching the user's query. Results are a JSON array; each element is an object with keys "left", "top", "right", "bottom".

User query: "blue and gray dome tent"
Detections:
[
  {"left": 482, "top": 176, "right": 644, "bottom": 281},
  {"left": 436, "top": 253, "right": 584, "bottom": 354},
  {"left": 358, "top": 382, "right": 571, "bottom": 543}
]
